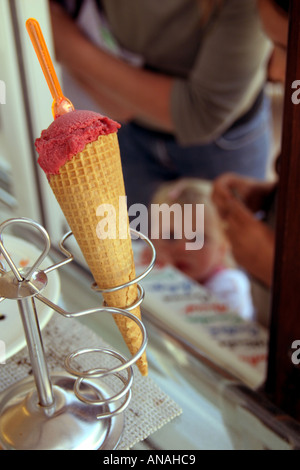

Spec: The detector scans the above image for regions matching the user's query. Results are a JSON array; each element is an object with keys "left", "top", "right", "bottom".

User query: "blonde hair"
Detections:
[
  {"left": 151, "top": 177, "right": 236, "bottom": 266},
  {"left": 151, "top": 178, "right": 220, "bottom": 233}
]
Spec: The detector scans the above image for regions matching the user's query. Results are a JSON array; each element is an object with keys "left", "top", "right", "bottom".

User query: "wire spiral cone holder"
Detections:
[{"left": 0, "top": 218, "right": 156, "bottom": 450}]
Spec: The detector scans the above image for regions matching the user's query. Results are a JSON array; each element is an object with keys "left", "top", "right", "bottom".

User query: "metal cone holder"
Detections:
[{"left": 0, "top": 217, "right": 156, "bottom": 450}]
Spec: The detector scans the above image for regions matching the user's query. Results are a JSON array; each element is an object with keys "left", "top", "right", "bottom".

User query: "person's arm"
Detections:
[
  {"left": 50, "top": 0, "right": 269, "bottom": 144},
  {"left": 257, "top": 0, "right": 289, "bottom": 49},
  {"left": 50, "top": 2, "right": 173, "bottom": 129},
  {"left": 67, "top": 70, "right": 134, "bottom": 122},
  {"left": 256, "top": 0, "right": 289, "bottom": 82},
  {"left": 221, "top": 197, "right": 275, "bottom": 287},
  {"left": 212, "top": 172, "right": 277, "bottom": 218},
  {"left": 267, "top": 44, "right": 287, "bottom": 82},
  {"left": 170, "top": 0, "right": 271, "bottom": 144}
]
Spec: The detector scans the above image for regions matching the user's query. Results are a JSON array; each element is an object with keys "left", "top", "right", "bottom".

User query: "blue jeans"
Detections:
[{"left": 118, "top": 92, "right": 272, "bottom": 209}]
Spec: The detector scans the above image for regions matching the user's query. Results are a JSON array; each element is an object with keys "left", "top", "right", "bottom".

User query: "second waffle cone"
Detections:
[{"left": 49, "top": 132, "right": 148, "bottom": 376}]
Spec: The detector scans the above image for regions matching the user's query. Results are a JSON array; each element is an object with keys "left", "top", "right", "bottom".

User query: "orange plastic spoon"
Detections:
[{"left": 26, "top": 17, "right": 74, "bottom": 119}]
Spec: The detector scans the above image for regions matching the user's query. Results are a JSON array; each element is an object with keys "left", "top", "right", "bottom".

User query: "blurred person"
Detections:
[
  {"left": 49, "top": 0, "right": 272, "bottom": 209},
  {"left": 212, "top": 0, "right": 289, "bottom": 328},
  {"left": 212, "top": 172, "right": 277, "bottom": 288},
  {"left": 149, "top": 178, "right": 255, "bottom": 321}
]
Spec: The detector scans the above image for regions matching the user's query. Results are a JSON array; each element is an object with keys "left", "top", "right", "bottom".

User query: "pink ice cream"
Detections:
[{"left": 35, "top": 110, "right": 121, "bottom": 177}]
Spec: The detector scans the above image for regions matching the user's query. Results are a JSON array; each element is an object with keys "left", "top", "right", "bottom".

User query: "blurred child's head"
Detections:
[{"left": 150, "top": 178, "right": 232, "bottom": 283}]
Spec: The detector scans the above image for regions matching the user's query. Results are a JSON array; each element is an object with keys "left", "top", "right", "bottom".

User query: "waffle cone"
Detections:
[{"left": 48, "top": 132, "right": 148, "bottom": 376}]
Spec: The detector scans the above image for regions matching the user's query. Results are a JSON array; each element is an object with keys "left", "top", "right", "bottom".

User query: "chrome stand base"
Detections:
[
  {"left": 0, "top": 372, "right": 124, "bottom": 450},
  {"left": 0, "top": 220, "right": 155, "bottom": 451}
]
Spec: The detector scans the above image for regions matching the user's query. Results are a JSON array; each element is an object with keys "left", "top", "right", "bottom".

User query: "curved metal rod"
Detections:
[
  {"left": 0, "top": 218, "right": 51, "bottom": 282},
  {"left": 73, "top": 357, "right": 133, "bottom": 419},
  {"left": 43, "top": 231, "right": 74, "bottom": 273},
  {"left": 45, "top": 228, "right": 156, "bottom": 290},
  {"left": 71, "top": 348, "right": 133, "bottom": 384},
  {"left": 58, "top": 303, "right": 148, "bottom": 369},
  {"left": 35, "top": 291, "right": 147, "bottom": 368},
  {"left": 91, "top": 228, "right": 156, "bottom": 294},
  {"left": 0, "top": 218, "right": 153, "bottom": 423},
  {"left": 95, "top": 391, "right": 132, "bottom": 419},
  {"left": 65, "top": 347, "right": 134, "bottom": 382},
  {"left": 124, "top": 284, "right": 145, "bottom": 311},
  {"left": 70, "top": 348, "right": 134, "bottom": 405},
  {"left": 100, "top": 284, "right": 145, "bottom": 312},
  {"left": 0, "top": 221, "right": 152, "bottom": 416},
  {"left": 76, "top": 370, "right": 133, "bottom": 419}
]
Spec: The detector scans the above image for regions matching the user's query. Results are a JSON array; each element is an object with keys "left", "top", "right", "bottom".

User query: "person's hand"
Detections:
[
  {"left": 221, "top": 196, "right": 275, "bottom": 287},
  {"left": 212, "top": 172, "right": 276, "bottom": 217}
]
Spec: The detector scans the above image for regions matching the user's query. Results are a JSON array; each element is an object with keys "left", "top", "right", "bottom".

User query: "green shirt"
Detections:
[{"left": 101, "top": 0, "right": 271, "bottom": 145}]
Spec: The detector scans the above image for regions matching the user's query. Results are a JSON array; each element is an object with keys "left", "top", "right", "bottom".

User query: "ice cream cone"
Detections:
[{"left": 48, "top": 131, "right": 148, "bottom": 376}]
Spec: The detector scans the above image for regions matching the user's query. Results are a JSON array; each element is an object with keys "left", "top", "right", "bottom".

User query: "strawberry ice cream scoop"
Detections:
[{"left": 35, "top": 110, "right": 121, "bottom": 177}]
